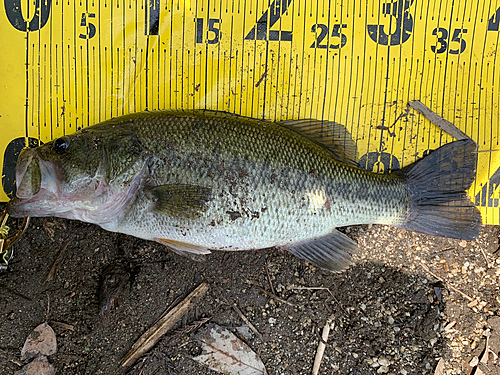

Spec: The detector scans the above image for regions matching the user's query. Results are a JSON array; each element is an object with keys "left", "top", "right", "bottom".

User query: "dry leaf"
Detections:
[
  {"left": 21, "top": 323, "right": 57, "bottom": 360},
  {"left": 192, "top": 323, "right": 266, "bottom": 375},
  {"left": 480, "top": 330, "right": 491, "bottom": 364},
  {"left": 14, "top": 356, "right": 55, "bottom": 375},
  {"left": 434, "top": 358, "right": 445, "bottom": 375}
]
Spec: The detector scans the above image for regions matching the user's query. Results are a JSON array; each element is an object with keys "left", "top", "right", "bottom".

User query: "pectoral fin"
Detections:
[
  {"left": 146, "top": 184, "right": 212, "bottom": 220},
  {"left": 155, "top": 238, "right": 211, "bottom": 261},
  {"left": 286, "top": 229, "right": 357, "bottom": 272}
]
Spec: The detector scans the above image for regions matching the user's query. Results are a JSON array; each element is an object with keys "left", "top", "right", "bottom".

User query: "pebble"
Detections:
[
  {"left": 378, "top": 357, "right": 390, "bottom": 366},
  {"left": 377, "top": 365, "right": 389, "bottom": 373}
]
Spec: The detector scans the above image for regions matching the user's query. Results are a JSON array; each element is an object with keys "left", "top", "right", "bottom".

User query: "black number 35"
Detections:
[{"left": 431, "top": 27, "right": 468, "bottom": 54}]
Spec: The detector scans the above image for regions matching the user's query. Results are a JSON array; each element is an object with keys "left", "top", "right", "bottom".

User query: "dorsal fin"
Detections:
[{"left": 278, "top": 119, "right": 358, "bottom": 166}]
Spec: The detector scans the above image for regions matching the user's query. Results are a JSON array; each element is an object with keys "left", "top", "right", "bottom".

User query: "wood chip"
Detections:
[
  {"left": 119, "top": 282, "right": 209, "bottom": 370},
  {"left": 443, "top": 320, "right": 457, "bottom": 332}
]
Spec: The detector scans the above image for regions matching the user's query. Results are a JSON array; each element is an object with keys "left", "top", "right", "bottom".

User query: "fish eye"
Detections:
[{"left": 53, "top": 137, "right": 70, "bottom": 154}]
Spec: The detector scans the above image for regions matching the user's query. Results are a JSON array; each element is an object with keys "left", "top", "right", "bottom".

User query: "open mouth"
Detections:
[
  {"left": 15, "top": 148, "right": 41, "bottom": 199},
  {"left": 13, "top": 148, "right": 59, "bottom": 201},
  {"left": 7, "top": 149, "right": 60, "bottom": 218}
]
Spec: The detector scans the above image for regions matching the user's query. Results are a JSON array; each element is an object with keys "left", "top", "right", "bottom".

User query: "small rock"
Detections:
[
  {"left": 377, "top": 365, "right": 389, "bottom": 373},
  {"left": 378, "top": 357, "right": 390, "bottom": 366}
]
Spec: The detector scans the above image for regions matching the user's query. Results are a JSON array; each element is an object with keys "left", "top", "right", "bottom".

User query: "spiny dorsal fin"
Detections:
[
  {"left": 285, "top": 229, "right": 357, "bottom": 272},
  {"left": 278, "top": 119, "right": 358, "bottom": 166},
  {"left": 145, "top": 184, "right": 212, "bottom": 220}
]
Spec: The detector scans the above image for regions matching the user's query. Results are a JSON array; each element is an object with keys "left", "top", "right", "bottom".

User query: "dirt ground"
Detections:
[{"left": 0, "top": 214, "right": 499, "bottom": 375}]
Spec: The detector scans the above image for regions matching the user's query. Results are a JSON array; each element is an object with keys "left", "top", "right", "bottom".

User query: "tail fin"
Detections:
[{"left": 397, "top": 139, "right": 482, "bottom": 240}]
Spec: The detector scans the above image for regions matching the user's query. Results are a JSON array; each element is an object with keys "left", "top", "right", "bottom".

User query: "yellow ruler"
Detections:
[{"left": 1, "top": 0, "right": 499, "bottom": 224}]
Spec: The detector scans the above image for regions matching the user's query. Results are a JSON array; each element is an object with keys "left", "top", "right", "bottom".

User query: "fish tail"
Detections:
[{"left": 397, "top": 139, "right": 482, "bottom": 240}]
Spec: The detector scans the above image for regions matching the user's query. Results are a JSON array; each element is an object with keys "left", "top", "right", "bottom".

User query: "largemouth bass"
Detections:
[{"left": 7, "top": 111, "right": 482, "bottom": 271}]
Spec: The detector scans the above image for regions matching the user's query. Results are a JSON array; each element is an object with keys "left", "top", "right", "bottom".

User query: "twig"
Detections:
[
  {"left": 216, "top": 288, "right": 263, "bottom": 340},
  {"left": 289, "top": 286, "right": 346, "bottom": 313},
  {"left": 420, "top": 263, "right": 473, "bottom": 301},
  {"left": 170, "top": 317, "right": 211, "bottom": 339},
  {"left": 118, "top": 283, "right": 209, "bottom": 371},
  {"left": 0, "top": 283, "right": 32, "bottom": 301},
  {"left": 45, "top": 240, "right": 70, "bottom": 282},
  {"left": 312, "top": 320, "right": 333, "bottom": 375},
  {"left": 264, "top": 262, "right": 275, "bottom": 295},
  {"left": 49, "top": 320, "right": 74, "bottom": 331},
  {"left": 290, "top": 286, "right": 332, "bottom": 294},
  {"left": 256, "top": 285, "right": 296, "bottom": 307},
  {"left": 409, "top": 100, "right": 474, "bottom": 143},
  {"left": 231, "top": 304, "right": 263, "bottom": 340},
  {"left": 46, "top": 292, "right": 51, "bottom": 322},
  {"left": 427, "top": 248, "right": 457, "bottom": 258},
  {"left": 480, "top": 248, "right": 493, "bottom": 269}
]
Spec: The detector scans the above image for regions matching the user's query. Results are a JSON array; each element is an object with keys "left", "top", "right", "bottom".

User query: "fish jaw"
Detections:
[
  {"left": 7, "top": 147, "right": 146, "bottom": 225},
  {"left": 8, "top": 148, "right": 63, "bottom": 217}
]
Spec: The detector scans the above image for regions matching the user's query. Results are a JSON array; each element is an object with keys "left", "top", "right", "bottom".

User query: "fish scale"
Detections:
[
  {"left": 7, "top": 111, "right": 482, "bottom": 271},
  {"left": 108, "top": 112, "right": 407, "bottom": 246}
]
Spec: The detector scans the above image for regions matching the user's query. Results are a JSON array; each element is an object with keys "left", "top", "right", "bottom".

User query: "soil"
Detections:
[{"left": 0, "top": 214, "right": 499, "bottom": 375}]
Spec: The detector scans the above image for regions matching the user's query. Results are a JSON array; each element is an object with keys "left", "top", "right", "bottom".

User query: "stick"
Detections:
[
  {"left": 119, "top": 282, "right": 209, "bottom": 370},
  {"left": 420, "top": 263, "right": 473, "bottom": 301},
  {"left": 264, "top": 262, "right": 275, "bottom": 295},
  {"left": 409, "top": 101, "right": 474, "bottom": 143},
  {"left": 480, "top": 248, "right": 493, "bottom": 269},
  {"left": 256, "top": 285, "right": 296, "bottom": 307},
  {"left": 311, "top": 321, "right": 332, "bottom": 375},
  {"left": 232, "top": 303, "right": 263, "bottom": 340},
  {"left": 45, "top": 240, "right": 70, "bottom": 282},
  {"left": 49, "top": 320, "right": 74, "bottom": 331},
  {"left": 0, "top": 283, "right": 32, "bottom": 301},
  {"left": 290, "top": 286, "right": 347, "bottom": 313}
]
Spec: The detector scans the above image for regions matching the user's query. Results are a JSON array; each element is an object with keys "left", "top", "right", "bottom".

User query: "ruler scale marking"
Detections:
[{"left": 0, "top": 0, "right": 499, "bottom": 223}]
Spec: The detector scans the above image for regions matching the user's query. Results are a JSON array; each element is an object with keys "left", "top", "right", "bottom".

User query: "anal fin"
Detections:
[
  {"left": 155, "top": 238, "right": 211, "bottom": 262},
  {"left": 286, "top": 229, "right": 357, "bottom": 272}
]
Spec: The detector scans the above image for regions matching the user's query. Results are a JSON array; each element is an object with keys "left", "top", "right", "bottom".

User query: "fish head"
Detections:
[{"left": 7, "top": 125, "right": 149, "bottom": 224}]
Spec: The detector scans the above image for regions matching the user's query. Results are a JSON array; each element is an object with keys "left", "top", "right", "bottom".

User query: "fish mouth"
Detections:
[
  {"left": 7, "top": 149, "right": 59, "bottom": 218},
  {"left": 15, "top": 148, "right": 41, "bottom": 199}
]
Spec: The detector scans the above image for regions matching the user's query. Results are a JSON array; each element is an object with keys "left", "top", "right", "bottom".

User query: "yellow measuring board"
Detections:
[{"left": 0, "top": 0, "right": 499, "bottom": 223}]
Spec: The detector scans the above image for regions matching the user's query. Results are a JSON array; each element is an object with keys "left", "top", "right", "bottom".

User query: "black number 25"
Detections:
[
  {"left": 310, "top": 24, "right": 347, "bottom": 49},
  {"left": 431, "top": 28, "right": 468, "bottom": 54}
]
